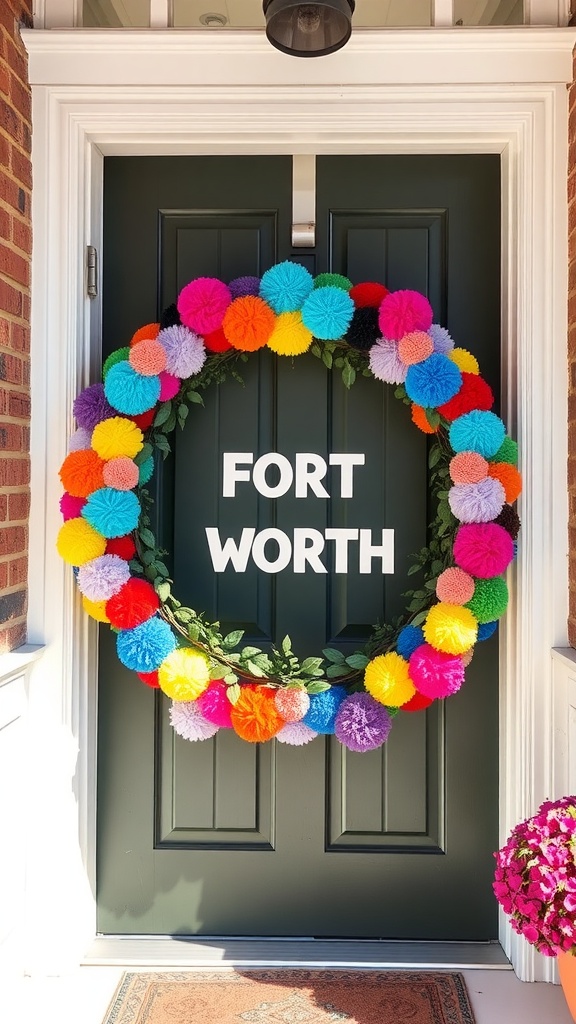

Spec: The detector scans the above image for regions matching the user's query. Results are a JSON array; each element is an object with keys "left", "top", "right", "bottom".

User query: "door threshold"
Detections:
[{"left": 83, "top": 936, "right": 511, "bottom": 970}]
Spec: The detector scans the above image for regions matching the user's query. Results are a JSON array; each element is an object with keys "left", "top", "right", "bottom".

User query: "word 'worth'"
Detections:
[{"left": 204, "top": 453, "right": 395, "bottom": 575}]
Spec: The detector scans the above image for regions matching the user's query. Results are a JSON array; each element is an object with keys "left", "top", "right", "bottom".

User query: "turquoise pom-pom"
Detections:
[
  {"left": 138, "top": 456, "right": 154, "bottom": 486},
  {"left": 303, "top": 687, "right": 346, "bottom": 734},
  {"left": 259, "top": 261, "right": 314, "bottom": 314},
  {"left": 116, "top": 617, "right": 176, "bottom": 673},
  {"left": 449, "top": 410, "right": 506, "bottom": 459},
  {"left": 301, "top": 286, "right": 355, "bottom": 340},
  {"left": 405, "top": 353, "right": 462, "bottom": 408},
  {"left": 81, "top": 487, "right": 140, "bottom": 539},
  {"left": 477, "top": 620, "right": 498, "bottom": 641},
  {"left": 104, "top": 360, "right": 161, "bottom": 415},
  {"left": 396, "top": 625, "right": 425, "bottom": 659}
]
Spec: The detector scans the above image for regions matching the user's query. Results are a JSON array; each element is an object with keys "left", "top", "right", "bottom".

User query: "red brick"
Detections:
[
  {"left": 11, "top": 217, "right": 30, "bottom": 255},
  {"left": 0, "top": 278, "right": 21, "bottom": 316},
  {"left": 8, "top": 390, "right": 28, "bottom": 418},
  {"left": 10, "top": 146, "right": 31, "bottom": 190},
  {"left": 0, "top": 525, "right": 25, "bottom": 556},
  {"left": 0, "top": 562, "right": 8, "bottom": 589},
  {"left": 9, "top": 321, "right": 27, "bottom": 352},
  {"left": 3, "top": 37, "right": 27, "bottom": 91},
  {"left": 8, "top": 490, "right": 28, "bottom": 520},
  {"left": 0, "top": 421, "right": 24, "bottom": 450},
  {"left": 0, "top": 205, "right": 10, "bottom": 241},
  {"left": 9, "top": 76, "right": 30, "bottom": 125},
  {"left": 0, "top": 620, "right": 26, "bottom": 653},
  {"left": 0, "top": 457, "right": 28, "bottom": 487},
  {"left": 0, "top": 5, "right": 17, "bottom": 35},
  {"left": 8, "top": 555, "right": 26, "bottom": 586},
  {"left": 0, "top": 168, "right": 22, "bottom": 214},
  {"left": 0, "top": 242, "right": 28, "bottom": 287},
  {"left": 0, "top": 97, "right": 21, "bottom": 144},
  {"left": 0, "top": 350, "right": 22, "bottom": 382}
]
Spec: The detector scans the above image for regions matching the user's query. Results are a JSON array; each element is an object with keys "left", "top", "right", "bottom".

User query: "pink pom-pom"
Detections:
[
  {"left": 197, "top": 680, "right": 233, "bottom": 728},
  {"left": 369, "top": 338, "right": 407, "bottom": 385},
  {"left": 102, "top": 456, "right": 140, "bottom": 491},
  {"left": 274, "top": 688, "right": 310, "bottom": 722},
  {"left": 177, "top": 277, "right": 232, "bottom": 335},
  {"left": 158, "top": 371, "right": 180, "bottom": 401},
  {"left": 453, "top": 522, "right": 514, "bottom": 579},
  {"left": 449, "top": 451, "right": 489, "bottom": 485},
  {"left": 60, "top": 492, "right": 86, "bottom": 521},
  {"left": 398, "top": 330, "right": 434, "bottom": 366},
  {"left": 129, "top": 338, "right": 167, "bottom": 377},
  {"left": 409, "top": 644, "right": 465, "bottom": 698},
  {"left": 378, "top": 290, "right": 433, "bottom": 342},
  {"left": 436, "top": 567, "right": 475, "bottom": 605}
]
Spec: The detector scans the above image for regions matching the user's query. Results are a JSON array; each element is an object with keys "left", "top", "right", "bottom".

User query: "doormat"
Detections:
[{"left": 101, "top": 969, "right": 476, "bottom": 1024}]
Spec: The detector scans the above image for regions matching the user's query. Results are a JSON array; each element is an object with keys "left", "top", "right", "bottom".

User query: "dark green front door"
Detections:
[{"left": 97, "top": 155, "right": 500, "bottom": 938}]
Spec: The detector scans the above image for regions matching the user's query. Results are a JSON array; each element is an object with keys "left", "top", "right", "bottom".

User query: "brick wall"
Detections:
[{"left": 0, "top": 2, "right": 31, "bottom": 653}]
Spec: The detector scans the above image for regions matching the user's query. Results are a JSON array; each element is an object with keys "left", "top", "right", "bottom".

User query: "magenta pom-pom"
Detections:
[
  {"left": 378, "top": 289, "right": 433, "bottom": 341},
  {"left": 158, "top": 371, "right": 180, "bottom": 402},
  {"left": 73, "top": 382, "right": 115, "bottom": 431},
  {"left": 60, "top": 493, "right": 86, "bottom": 521},
  {"left": 453, "top": 521, "right": 515, "bottom": 578},
  {"left": 369, "top": 338, "right": 407, "bottom": 385},
  {"left": 177, "top": 277, "right": 232, "bottom": 335},
  {"left": 448, "top": 476, "right": 506, "bottom": 524},
  {"left": 409, "top": 644, "right": 465, "bottom": 698},
  {"left": 197, "top": 680, "right": 234, "bottom": 728}
]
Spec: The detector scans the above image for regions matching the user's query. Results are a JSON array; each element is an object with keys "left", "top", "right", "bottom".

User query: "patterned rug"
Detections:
[{"left": 102, "top": 970, "right": 476, "bottom": 1024}]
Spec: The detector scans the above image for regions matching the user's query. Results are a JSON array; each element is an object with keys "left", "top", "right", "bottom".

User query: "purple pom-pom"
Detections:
[
  {"left": 334, "top": 692, "right": 393, "bottom": 752},
  {"left": 228, "top": 276, "right": 261, "bottom": 299},
  {"left": 158, "top": 325, "right": 207, "bottom": 379},
  {"left": 428, "top": 324, "right": 454, "bottom": 354},
  {"left": 169, "top": 701, "right": 219, "bottom": 742},
  {"left": 448, "top": 476, "right": 506, "bottom": 523},
  {"left": 76, "top": 553, "right": 130, "bottom": 602},
  {"left": 276, "top": 722, "right": 318, "bottom": 746},
  {"left": 68, "top": 427, "right": 92, "bottom": 452},
  {"left": 73, "top": 383, "right": 115, "bottom": 431},
  {"left": 369, "top": 338, "right": 408, "bottom": 385}
]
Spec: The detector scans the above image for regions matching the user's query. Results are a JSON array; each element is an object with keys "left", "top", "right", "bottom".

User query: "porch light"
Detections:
[{"left": 263, "top": 1, "right": 355, "bottom": 57}]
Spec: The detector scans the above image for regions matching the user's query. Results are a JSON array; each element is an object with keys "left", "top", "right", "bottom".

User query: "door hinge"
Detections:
[{"left": 86, "top": 245, "right": 98, "bottom": 298}]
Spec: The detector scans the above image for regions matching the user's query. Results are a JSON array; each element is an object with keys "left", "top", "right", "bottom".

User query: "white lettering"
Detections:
[
  {"left": 205, "top": 527, "right": 256, "bottom": 572},
  {"left": 329, "top": 453, "right": 366, "bottom": 498},
  {"left": 222, "top": 452, "right": 254, "bottom": 497},
  {"left": 325, "top": 528, "right": 359, "bottom": 573},
  {"left": 295, "top": 454, "right": 330, "bottom": 498},
  {"left": 251, "top": 528, "right": 292, "bottom": 573},
  {"left": 252, "top": 453, "right": 294, "bottom": 499},
  {"left": 293, "top": 528, "right": 328, "bottom": 573},
  {"left": 359, "top": 529, "right": 395, "bottom": 574}
]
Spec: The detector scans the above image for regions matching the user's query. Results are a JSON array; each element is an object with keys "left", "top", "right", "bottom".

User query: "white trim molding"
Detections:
[{"left": 22, "top": 27, "right": 576, "bottom": 981}]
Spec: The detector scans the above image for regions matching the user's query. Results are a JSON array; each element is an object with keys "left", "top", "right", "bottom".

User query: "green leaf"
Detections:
[
  {"left": 240, "top": 646, "right": 263, "bottom": 658},
  {"left": 394, "top": 385, "right": 407, "bottom": 400},
  {"left": 342, "top": 361, "right": 356, "bottom": 389},
  {"left": 311, "top": 343, "right": 322, "bottom": 358},
  {"left": 134, "top": 443, "right": 153, "bottom": 466},
  {"left": 155, "top": 581, "right": 170, "bottom": 602},
  {"left": 188, "top": 390, "right": 204, "bottom": 405},
  {"left": 300, "top": 657, "right": 324, "bottom": 676},
  {"left": 154, "top": 402, "right": 173, "bottom": 428},
  {"left": 245, "top": 660, "right": 266, "bottom": 678},
  {"left": 407, "top": 563, "right": 422, "bottom": 576},
  {"left": 226, "top": 683, "right": 241, "bottom": 705},
  {"left": 139, "top": 527, "right": 156, "bottom": 549},
  {"left": 174, "top": 608, "right": 193, "bottom": 624},
  {"left": 322, "top": 647, "right": 345, "bottom": 664},
  {"left": 345, "top": 653, "right": 370, "bottom": 670},
  {"left": 322, "top": 348, "right": 333, "bottom": 369},
  {"left": 154, "top": 434, "right": 171, "bottom": 457},
  {"left": 188, "top": 622, "right": 201, "bottom": 641},
  {"left": 155, "top": 561, "right": 169, "bottom": 577},
  {"left": 144, "top": 564, "right": 158, "bottom": 581},
  {"left": 306, "top": 680, "right": 331, "bottom": 694},
  {"left": 223, "top": 629, "right": 244, "bottom": 648},
  {"left": 428, "top": 445, "right": 442, "bottom": 469},
  {"left": 281, "top": 635, "right": 292, "bottom": 656},
  {"left": 223, "top": 672, "right": 238, "bottom": 685},
  {"left": 425, "top": 408, "right": 440, "bottom": 429},
  {"left": 177, "top": 404, "right": 189, "bottom": 428},
  {"left": 141, "top": 549, "right": 155, "bottom": 565},
  {"left": 326, "top": 664, "right": 350, "bottom": 679},
  {"left": 250, "top": 652, "right": 273, "bottom": 671},
  {"left": 411, "top": 610, "right": 427, "bottom": 626}
]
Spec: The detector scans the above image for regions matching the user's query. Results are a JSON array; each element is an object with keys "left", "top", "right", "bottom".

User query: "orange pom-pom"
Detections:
[
  {"left": 230, "top": 684, "right": 283, "bottom": 743},
  {"left": 222, "top": 296, "right": 276, "bottom": 352},
  {"left": 59, "top": 449, "right": 105, "bottom": 498},
  {"left": 411, "top": 404, "right": 438, "bottom": 434},
  {"left": 130, "top": 323, "right": 159, "bottom": 347},
  {"left": 488, "top": 462, "right": 522, "bottom": 504}
]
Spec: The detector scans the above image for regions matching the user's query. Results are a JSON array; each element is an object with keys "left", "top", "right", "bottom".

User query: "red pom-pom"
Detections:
[
  {"left": 105, "top": 535, "right": 137, "bottom": 560},
  {"left": 137, "top": 670, "right": 160, "bottom": 688},
  {"left": 106, "top": 578, "right": 160, "bottom": 629},
  {"left": 402, "top": 691, "right": 434, "bottom": 712},
  {"left": 204, "top": 327, "right": 232, "bottom": 353},
  {"left": 349, "top": 282, "right": 389, "bottom": 309},
  {"left": 437, "top": 372, "right": 494, "bottom": 421},
  {"left": 131, "top": 408, "right": 155, "bottom": 431}
]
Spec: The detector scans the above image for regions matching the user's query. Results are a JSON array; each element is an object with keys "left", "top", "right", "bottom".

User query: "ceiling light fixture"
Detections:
[
  {"left": 199, "top": 13, "right": 228, "bottom": 27},
  {"left": 263, "top": 0, "right": 355, "bottom": 58}
]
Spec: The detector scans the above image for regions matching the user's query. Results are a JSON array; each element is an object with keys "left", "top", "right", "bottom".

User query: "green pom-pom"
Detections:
[
  {"left": 314, "top": 273, "right": 352, "bottom": 292},
  {"left": 466, "top": 576, "right": 509, "bottom": 624},
  {"left": 493, "top": 436, "right": 518, "bottom": 466},
  {"left": 103, "top": 347, "right": 130, "bottom": 380}
]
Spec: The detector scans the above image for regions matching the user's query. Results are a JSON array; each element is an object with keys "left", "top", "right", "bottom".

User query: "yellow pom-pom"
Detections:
[
  {"left": 424, "top": 602, "right": 478, "bottom": 655},
  {"left": 267, "top": 311, "right": 313, "bottom": 356},
  {"left": 448, "top": 347, "right": 479, "bottom": 374},
  {"left": 91, "top": 416, "right": 144, "bottom": 461},
  {"left": 57, "top": 517, "right": 107, "bottom": 566},
  {"left": 158, "top": 648, "right": 211, "bottom": 702},
  {"left": 364, "top": 652, "right": 416, "bottom": 707},
  {"left": 82, "top": 596, "right": 110, "bottom": 622}
]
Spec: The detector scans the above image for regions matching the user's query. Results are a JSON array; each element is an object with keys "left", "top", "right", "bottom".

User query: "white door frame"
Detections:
[{"left": 22, "top": 27, "right": 576, "bottom": 980}]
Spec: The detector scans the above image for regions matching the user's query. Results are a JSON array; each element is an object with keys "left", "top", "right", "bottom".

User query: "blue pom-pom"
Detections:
[
  {"left": 301, "top": 286, "right": 355, "bottom": 340},
  {"left": 405, "top": 353, "right": 462, "bottom": 408},
  {"left": 397, "top": 625, "right": 425, "bottom": 659},
  {"left": 116, "top": 617, "right": 176, "bottom": 672},
  {"left": 82, "top": 487, "right": 140, "bottom": 539},
  {"left": 104, "top": 361, "right": 161, "bottom": 416},
  {"left": 303, "top": 687, "right": 346, "bottom": 734},
  {"left": 259, "top": 261, "right": 313, "bottom": 314},
  {"left": 477, "top": 620, "right": 498, "bottom": 642},
  {"left": 138, "top": 456, "right": 154, "bottom": 486},
  {"left": 449, "top": 410, "right": 506, "bottom": 459}
]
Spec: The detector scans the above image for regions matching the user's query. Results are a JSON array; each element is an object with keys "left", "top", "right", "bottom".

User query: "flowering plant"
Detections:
[{"left": 494, "top": 797, "right": 576, "bottom": 956}]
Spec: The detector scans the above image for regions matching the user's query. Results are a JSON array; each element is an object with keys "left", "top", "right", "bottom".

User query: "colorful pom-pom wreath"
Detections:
[{"left": 59, "top": 263, "right": 521, "bottom": 752}]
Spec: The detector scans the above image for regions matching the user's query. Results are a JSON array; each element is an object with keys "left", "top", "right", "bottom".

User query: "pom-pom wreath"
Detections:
[
  {"left": 158, "top": 372, "right": 180, "bottom": 402},
  {"left": 350, "top": 282, "right": 389, "bottom": 308},
  {"left": 160, "top": 303, "right": 181, "bottom": 330},
  {"left": 436, "top": 567, "right": 475, "bottom": 605},
  {"left": 477, "top": 620, "right": 498, "bottom": 641},
  {"left": 301, "top": 286, "right": 354, "bottom": 340},
  {"left": 131, "top": 408, "right": 155, "bottom": 431},
  {"left": 494, "top": 436, "right": 518, "bottom": 466},
  {"left": 103, "top": 348, "right": 130, "bottom": 380},
  {"left": 116, "top": 617, "right": 176, "bottom": 673},
  {"left": 91, "top": 416, "right": 144, "bottom": 462},
  {"left": 411, "top": 404, "right": 438, "bottom": 434},
  {"left": 68, "top": 427, "right": 92, "bottom": 452},
  {"left": 423, "top": 602, "right": 478, "bottom": 655},
  {"left": 197, "top": 680, "right": 234, "bottom": 728},
  {"left": 137, "top": 670, "right": 160, "bottom": 688},
  {"left": 129, "top": 338, "right": 167, "bottom": 377},
  {"left": 449, "top": 410, "right": 506, "bottom": 459},
  {"left": 345, "top": 307, "right": 381, "bottom": 350},
  {"left": 77, "top": 553, "right": 130, "bottom": 602},
  {"left": 102, "top": 456, "right": 139, "bottom": 491},
  {"left": 495, "top": 503, "right": 521, "bottom": 540},
  {"left": 369, "top": 338, "right": 408, "bottom": 385},
  {"left": 82, "top": 596, "right": 109, "bottom": 623},
  {"left": 228, "top": 276, "right": 261, "bottom": 299},
  {"left": 466, "top": 576, "right": 509, "bottom": 624},
  {"left": 203, "top": 328, "right": 232, "bottom": 353},
  {"left": 448, "top": 476, "right": 506, "bottom": 524},
  {"left": 438, "top": 373, "right": 494, "bottom": 421},
  {"left": 230, "top": 684, "right": 283, "bottom": 743},
  {"left": 449, "top": 347, "right": 479, "bottom": 374},
  {"left": 449, "top": 451, "right": 489, "bottom": 485},
  {"left": 488, "top": 462, "right": 522, "bottom": 504},
  {"left": 364, "top": 652, "right": 415, "bottom": 708},
  {"left": 267, "top": 311, "right": 313, "bottom": 356},
  {"left": 409, "top": 645, "right": 465, "bottom": 699},
  {"left": 303, "top": 686, "right": 347, "bottom": 734},
  {"left": 106, "top": 577, "right": 160, "bottom": 630},
  {"left": 105, "top": 535, "right": 136, "bottom": 560},
  {"left": 402, "top": 691, "right": 434, "bottom": 712},
  {"left": 59, "top": 449, "right": 105, "bottom": 498},
  {"left": 177, "top": 277, "right": 232, "bottom": 335},
  {"left": 453, "top": 522, "right": 514, "bottom": 578},
  {"left": 461, "top": 647, "right": 475, "bottom": 668},
  {"left": 276, "top": 722, "right": 318, "bottom": 745},
  {"left": 138, "top": 456, "right": 154, "bottom": 486},
  {"left": 169, "top": 701, "right": 219, "bottom": 742},
  {"left": 222, "top": 295, "right": 276, "bottom": 351},
  {"left": 398, "top": 331, "right": 434, "bottom": 366},
  {"left": 378, "top": 289, "right": 433, "bottom": 341},
  {"left": 274, "top": 687, "right": 310, "bottom": 722},
  {"left": 428, "top": 324, "right": 454, "bottom": 354},
  {"left": 158, "top": 648, "right": 210, "bottom": 702},
  {"left": 60, "top": 492, "right": 86, "bottom": 521},
  {"left": 259, "top": 261, "right": 314, "bottom": 313},
  {"left": 158, "top": 324, "right": 206, "bottom": 379},
  {"left": 57, "top": 518, "right": 106, "bottom": 566},
  {"left": 104, "top": 361, "right": 161, "bottom": 416},
  {"left": 334, "top": 692, "right": 392, "bottom": 753},
  {"left": 405, "top": 353, "right": 462, "bottom": 408},
  {"left": 314, "top": 272, "right": 352, "bottom": 292},
  {"left": 396, "top": 625, "right": 425, "bottom": 660},
  {"left": 73, "top": 382, "right": 115, "bottom": 431},
  {"left": 130, "top": 323, "right": 159, "bottom": 347},
  {"left": 82, "top": 487, "right": 140, "bottom": 539}
]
